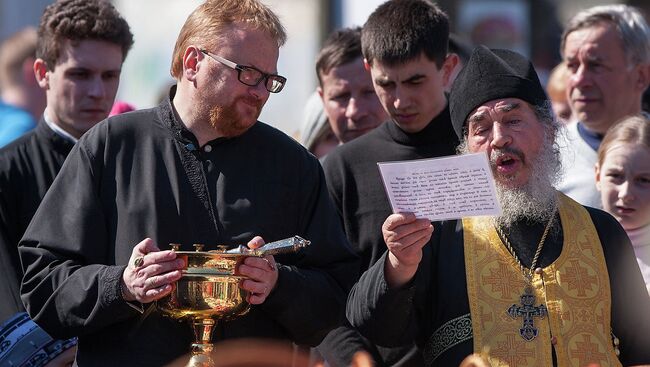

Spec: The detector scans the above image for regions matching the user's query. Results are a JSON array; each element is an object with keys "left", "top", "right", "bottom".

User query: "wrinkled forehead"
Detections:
[
  {"left": 563, "top": 21, "right": 624, "bottom": 57},
  {"left": 467, "top": 98, "right": 527, "bottom": 122}
]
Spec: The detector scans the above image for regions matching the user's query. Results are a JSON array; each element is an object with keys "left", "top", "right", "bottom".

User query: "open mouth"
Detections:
[
  {"left": 496, "top": 155, "right": 516, "bottom": 167},
  {"left": 491, "top": 150, "right": 525, "bottom": 177},
  {"left": 495, "top": 155, "right": 521, "bottom": 171}
]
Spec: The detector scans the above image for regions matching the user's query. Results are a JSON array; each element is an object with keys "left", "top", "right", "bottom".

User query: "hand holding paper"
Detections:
[{"left": 382, "top": 212, "right": 433, "bottom": 288}]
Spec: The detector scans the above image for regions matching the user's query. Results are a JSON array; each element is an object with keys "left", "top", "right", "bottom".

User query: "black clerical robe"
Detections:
[
  {"left": 19, "top": 93, "right": 358, "bottom": 367},
  {"left": 0, "top": 120, "right": 74, "bottom": 322},
  {"left": 320, "top": 106, "right": 459, "bottom": 366},
  {"left": 347, "top": 206, "right": 650, "bottom": 366}
]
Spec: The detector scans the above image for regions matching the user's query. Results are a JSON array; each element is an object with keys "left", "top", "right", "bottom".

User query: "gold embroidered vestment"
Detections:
[{"left": 463, "top": 193, "right": 620, "bottom": 367}]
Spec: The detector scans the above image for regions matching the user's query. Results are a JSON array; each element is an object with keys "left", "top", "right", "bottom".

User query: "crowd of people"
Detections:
[{"left": 0, "top": 0, "right": 648, "bottom": 366}]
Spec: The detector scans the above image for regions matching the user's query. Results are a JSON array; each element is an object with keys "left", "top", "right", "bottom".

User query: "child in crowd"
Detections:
[{"left": 596, "top": 115, "right": 650, "bottom": 295}]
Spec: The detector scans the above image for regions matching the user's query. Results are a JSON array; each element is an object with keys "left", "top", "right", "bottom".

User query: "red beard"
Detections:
[{"left": 209, "top": 96, "right": 263, "bottom": 137}]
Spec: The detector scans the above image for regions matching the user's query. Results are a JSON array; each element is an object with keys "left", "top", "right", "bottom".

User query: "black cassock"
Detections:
[
  {"left": 19, "top": 90, "right": 358, "bottom": 367},
  {"left": 0, "top": 120, "right": 74, "bottom": 322},
  {"left": 320, "top": 105, "right": 459, "bottom": 366}
]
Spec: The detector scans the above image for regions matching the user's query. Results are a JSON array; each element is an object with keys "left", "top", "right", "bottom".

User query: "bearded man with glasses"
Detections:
[{"left": 18, "top": 0, "right": 358, "bottom": 365}]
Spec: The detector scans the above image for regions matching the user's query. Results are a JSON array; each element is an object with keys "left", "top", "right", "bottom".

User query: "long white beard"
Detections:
[{"left": 459, "top": 132, "right": 561, "bottom": 227}]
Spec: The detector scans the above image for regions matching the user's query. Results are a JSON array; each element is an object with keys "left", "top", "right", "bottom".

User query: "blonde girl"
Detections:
[{"left": 596, "top": 114, "right": 650, "bottom": 295}]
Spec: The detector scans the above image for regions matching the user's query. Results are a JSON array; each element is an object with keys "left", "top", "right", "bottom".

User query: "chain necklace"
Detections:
[
  {"left": 495, "top": 206, "right": 557, "bottom": 341},
  {"left": 494, "top": 206, "right": 557, "bottom": 283}
]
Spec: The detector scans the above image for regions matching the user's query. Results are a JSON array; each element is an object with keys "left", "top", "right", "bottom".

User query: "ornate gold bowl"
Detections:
[
  {"left": 157, "top": 237, "right": 310, "bottom": 367},
  {"left": 159, "top": 250, "right": 251, "bottom": 320}
]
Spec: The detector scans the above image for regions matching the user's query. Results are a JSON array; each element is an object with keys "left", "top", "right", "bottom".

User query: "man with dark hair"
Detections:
[
  {"left": 0, "top": 27, "right": 45, "bottom": 147},
  {"left": 0, "top": 0, "right": 133, "bottom": 323},
  {"left": 316, "top": 27, "right": 386, "bottom": 145},
  {"left": 18, "top": 0, "right": 357, "bottom": 365},
  {"left": 347, "top": 45, "right": 650, "bottom": 367},
  {"left": 321, "top": 0, "right": 459, "bottom": 365}
]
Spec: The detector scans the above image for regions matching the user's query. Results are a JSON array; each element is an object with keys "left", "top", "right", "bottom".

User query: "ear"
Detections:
[
  {"left": 594, "top": 163, "right": 602, "bottom": 191},
  {"left": 635, "top": 63, "right": 650, "bottom": 92},
  {"left": 182, "top": 46, "right": 202, "bottom": 82},
  {"left": 442, "top": 53, "right": 460, "bottom": 87},
  {"left": 33, "top": 58, "right": 49, "bottom": 89},
  {"left": 363, "top": 58, "right": 371, "bottom": 71},
  {"left": 317, "top": 86, "right": 324, "bottom": 101}
]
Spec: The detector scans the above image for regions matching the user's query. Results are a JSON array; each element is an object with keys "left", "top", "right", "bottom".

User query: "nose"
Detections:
[
  {"left": 618, "top": 180, "right": 635, "bottom": 203},
  {"left": 568, "top": 63, "right": 591, "bottom": 89},
  {"left": 489, "top": 122, "right": 511, "bottom": 149},
  {"left": 345, "top": 97, "right": 363, "bottom": 121},
  {"left": 87, "top": 76, "right": 106, "bottom": 99},
  {"left": 248, "top": 81, "right": 268, "bottom": 100},
  {"left": 392, "top": 86, "right": 409, "bottom": 110}
]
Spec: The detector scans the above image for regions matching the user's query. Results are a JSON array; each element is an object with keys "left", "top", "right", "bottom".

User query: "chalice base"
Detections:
[{"left": 187, "top": 342, "right": 215, "bottom": 367}]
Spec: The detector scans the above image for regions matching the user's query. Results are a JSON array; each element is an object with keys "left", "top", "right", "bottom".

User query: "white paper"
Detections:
[{"left": 377, "top": 153, "right": 502, "bottom": 221}]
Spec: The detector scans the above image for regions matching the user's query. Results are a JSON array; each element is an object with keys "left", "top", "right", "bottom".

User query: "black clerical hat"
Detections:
[{"left": 449, "top": 45, "right": 548, "bottom": 138}]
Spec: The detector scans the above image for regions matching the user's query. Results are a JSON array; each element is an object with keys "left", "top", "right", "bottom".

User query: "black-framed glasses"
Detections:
[{"left": 200, "top": 49, "right": 286, "bottom": 93}]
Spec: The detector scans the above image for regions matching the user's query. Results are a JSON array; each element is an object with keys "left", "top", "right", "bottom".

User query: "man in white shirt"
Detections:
[{"left": 557, "top": 4, "right": 650, "bottom": 208}]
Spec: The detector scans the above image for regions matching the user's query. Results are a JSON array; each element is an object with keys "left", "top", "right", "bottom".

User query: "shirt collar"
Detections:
[
  {"left": 42, "top": 108, "right": 78, "bottom": 144},
  {"left": 385, "top": 103, "right": 455, "bottom": 146},
  {"left": 576, "top": 122, "right": 602, "bottom": 151}
]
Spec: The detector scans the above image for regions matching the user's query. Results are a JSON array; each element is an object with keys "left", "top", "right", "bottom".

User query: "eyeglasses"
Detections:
[{"left": 200, "top": 49, "right": 286, "bottom": 93}]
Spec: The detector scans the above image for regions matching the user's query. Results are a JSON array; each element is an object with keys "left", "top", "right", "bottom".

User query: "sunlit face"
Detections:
[
  {"left": 563, "top": 22, "right": 647, "bottom": 134},
  {"left": 596, "top": 143, "right": 650, "bottom": 231},
  {"left": 318, "top": 57, "right": 386, "bottom": 143},
  {"left": 37, "top": 39, "right": 123, "bottom": 138},
  {"left": 197, "top": 23, "right": 279, "bottom": 138},
  {"left": 369, "top": 53, "right": 452, "bottom": 133},
  {"left": 466, "top": 98, "right": 545, "bottom": 189}
]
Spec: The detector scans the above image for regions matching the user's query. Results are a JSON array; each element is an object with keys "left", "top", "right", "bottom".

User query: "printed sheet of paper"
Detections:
[{"left": 377, "top": 153, "right": 502, "bottom": 221}]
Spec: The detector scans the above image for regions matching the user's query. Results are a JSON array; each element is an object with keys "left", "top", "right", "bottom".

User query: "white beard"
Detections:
[{"left": 459, "top": 130, "right": 561, "bottom": 227}]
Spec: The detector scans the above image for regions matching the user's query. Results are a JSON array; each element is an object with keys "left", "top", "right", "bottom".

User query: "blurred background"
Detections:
[{"left": 1, "top": 0, "right": 648, "bottom": 137}]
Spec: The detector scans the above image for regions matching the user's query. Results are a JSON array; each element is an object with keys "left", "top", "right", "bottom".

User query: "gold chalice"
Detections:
[{"left": 158, "top": 236, "right": 310, "bottom": 367}]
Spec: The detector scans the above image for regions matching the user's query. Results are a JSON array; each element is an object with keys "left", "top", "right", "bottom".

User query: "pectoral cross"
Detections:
[{"left": 507, "top": 286, "right": 548, "bottom": 341}]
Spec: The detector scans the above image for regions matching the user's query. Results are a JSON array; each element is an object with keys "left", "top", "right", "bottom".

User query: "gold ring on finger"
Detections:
[{"left": 134, "top": 256, "right": 145, "bottom": 268}]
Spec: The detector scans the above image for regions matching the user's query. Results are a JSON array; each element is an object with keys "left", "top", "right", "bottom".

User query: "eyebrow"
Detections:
[
  {"left": 497, "top": 102, "right": 520, "bottom": 113},
  {"left": 65, "top": 67, "right": 91, "bottom": 71},
  {"left": 239, "top": 62, "right": 277, "bottom": 75},
  {"left": 374, "top": 72, "right": 426, "bottom": 85},
  {"left": 468, "top": 112, "right": 486, "bottom": 124},
  {"left": 374, "top": 76, "right": 392, "bottom": 84},
  {"left": 468, "top": 102, "right": 520, "bottom": 124},
  {"left": 566, "top": 52, "right": 603, "bottom": 63},
  {"left": 403, "top": 73, "right": 426, "bottom": 83}
]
